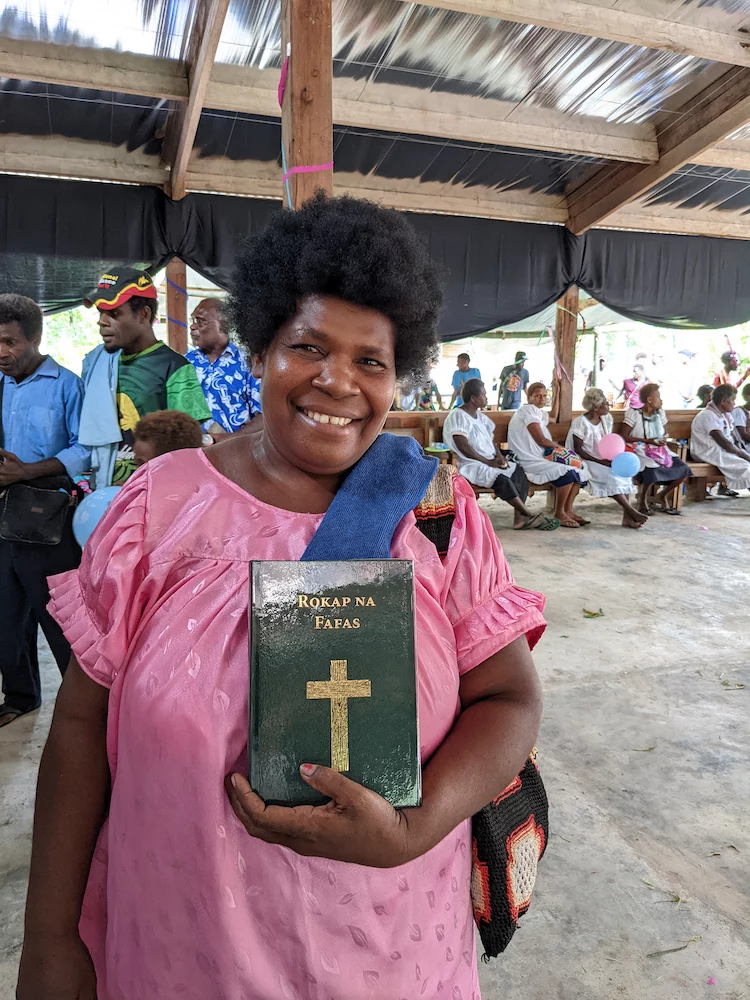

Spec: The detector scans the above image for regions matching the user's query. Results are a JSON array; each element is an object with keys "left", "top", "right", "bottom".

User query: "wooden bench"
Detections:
[
  {"left": 384, "top": 408, "right": 722, "bottom": 508},
  {"left": 686, "top": 462, "right": 725, "bottom": 501}
]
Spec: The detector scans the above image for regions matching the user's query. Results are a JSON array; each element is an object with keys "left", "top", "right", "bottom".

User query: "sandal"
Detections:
[
  {"left": 0, "top": 703, "right": 38, "bottom": 728},
  {"left": 654, "top": 506, "right": 681, "bottom": 516},
  {"left": 573, "top": 516, "right": 591, "bottom": 526},
  {"left": 515, "top": 513, "right": 559, "bottom": 531}
]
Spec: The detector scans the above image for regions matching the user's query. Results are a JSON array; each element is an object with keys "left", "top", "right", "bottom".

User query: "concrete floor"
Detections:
[{"left": 1, "top": 492, "right": 749, "bottom": 1000}]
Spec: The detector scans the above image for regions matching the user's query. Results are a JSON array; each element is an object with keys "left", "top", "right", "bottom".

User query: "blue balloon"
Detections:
[
  {"left": 611, "top": 451, "right": 640, "bottom": 479},
  {"left": 73, "top": 486, "right": 122, "bottom": 548}
]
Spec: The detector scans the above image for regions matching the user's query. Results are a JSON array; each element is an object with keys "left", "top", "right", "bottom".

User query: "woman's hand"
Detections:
[
  {"left": 227, "top": 765, "right": 420, "bottom": 868},
  {"left": 16, "top": 934, "right": 97, "bottom": 999}
]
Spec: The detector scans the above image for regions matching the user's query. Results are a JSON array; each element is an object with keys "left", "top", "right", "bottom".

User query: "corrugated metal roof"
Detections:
[
  {"left": 0, "top": 0, "right": 196, "bottom": 60},
  {"left": 218, "top": 0, "right": 720, "bottom": 127}
]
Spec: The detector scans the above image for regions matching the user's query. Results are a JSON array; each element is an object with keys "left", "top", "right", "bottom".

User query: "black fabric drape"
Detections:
[
  {"left": 406, "top": 212, "right": 581, "bottom": 340},
  {"left": 2, "top": 174, "right": 750, "bottom": 336},
  {"left": 578, "top": 227, "right": 750, "bottom": 330}
]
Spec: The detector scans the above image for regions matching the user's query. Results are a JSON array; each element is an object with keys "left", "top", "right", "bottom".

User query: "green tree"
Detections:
[{"left": 41, "top": 308, "right": 101, "bottom": 376}]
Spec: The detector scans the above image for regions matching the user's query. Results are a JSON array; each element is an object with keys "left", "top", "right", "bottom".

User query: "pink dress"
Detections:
[{"left": 48, "top": 449, "right": 546, "bottom": 1000}]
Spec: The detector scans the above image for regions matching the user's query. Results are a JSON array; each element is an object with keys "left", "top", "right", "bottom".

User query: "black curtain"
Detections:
[{"left": 2, "top": 174, "right": 750, "bottom": 336}]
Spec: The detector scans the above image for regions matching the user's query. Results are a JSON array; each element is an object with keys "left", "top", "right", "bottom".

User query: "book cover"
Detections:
[{"left": 249, "top": 559, "right": 421, "bottom": 808}]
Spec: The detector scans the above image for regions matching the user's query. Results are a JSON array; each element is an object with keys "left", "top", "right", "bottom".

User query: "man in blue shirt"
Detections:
[
  {"left": 448, "top": 352, "right": 482, "bottom": 408},
  {"left": 498, "top": 351, "right": 530, "bottom": 410},
  {"left": 0, "top": 294, "right": 90, "bottom": 726},
  {"left": 187, "top": 298, "right": 261, "bottom": 436}
]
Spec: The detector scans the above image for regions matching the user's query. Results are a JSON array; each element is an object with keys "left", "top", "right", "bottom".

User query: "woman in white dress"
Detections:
[
  {"left": 731, "top": 383, "right": 750, "bottom": 453},
  {"left": 508, "top": 382, "right": 589, "bottom": 528},
  {"left": 566, "top": 389, "right": 646, "bottom": 529},
  {"left": 623, "top": 383, "right": 690, "bottom": 515},
  {"left": 691, "top": 384, "right": 750, "bottom": 492},
  {"left": 443, "top": 379, "right": 558, "bottom": 530}
]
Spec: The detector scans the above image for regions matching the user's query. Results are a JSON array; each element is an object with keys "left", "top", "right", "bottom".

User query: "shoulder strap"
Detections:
[{"left": 413, "top": 464, "right": 457, "bottom": 561}]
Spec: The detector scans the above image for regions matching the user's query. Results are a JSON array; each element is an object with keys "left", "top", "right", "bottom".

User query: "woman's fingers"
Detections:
[{"left": 298, "top": 763, "right": 366, "bottom": 806}]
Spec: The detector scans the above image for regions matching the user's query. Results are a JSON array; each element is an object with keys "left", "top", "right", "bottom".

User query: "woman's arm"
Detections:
[
  {"left": 527, "top": 422, "right": 556, "bottom": 450},
  {"left": 17, "top": 658, "right": 110, "bottom": 1000},
  {"left": 573, "top": 433, "right": 608, "bottom": 466},
  {"left": 736, "top": 417, "right": 750, "bottom": 444},
  {"left": 451, "top": 432, "right": 505, "bottom": 468},
  {"left": 228, "top": 636, "right": 541, "bottom": 867},
  {"left": 709, "top": 428, "right": 750, "bottom": 461},
  {"left": 404, "top": 636, "right": 542, "bottom": 852}
]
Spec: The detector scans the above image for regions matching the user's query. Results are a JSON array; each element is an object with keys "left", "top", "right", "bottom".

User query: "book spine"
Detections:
[{"left": 248, "top": 564, "right": 261, "bottom": 794}]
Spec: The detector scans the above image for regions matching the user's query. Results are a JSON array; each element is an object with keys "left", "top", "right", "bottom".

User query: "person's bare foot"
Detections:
[
  {"left": 622, "top": 514, "right": 644, "bottom": 529},
  {"left": 558, "top": 516, "right": 580, "bottom": 528}
]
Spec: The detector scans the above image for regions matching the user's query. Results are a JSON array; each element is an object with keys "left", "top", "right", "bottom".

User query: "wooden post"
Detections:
[
  {"left": 166, "top": 257, "right": 188, "bottom": 355},
  {"left": 549, "top": 286, "right": 579, "bottom": 423},
  {"left": 280, "top": 0, "right": 333, "bottom": 208}
]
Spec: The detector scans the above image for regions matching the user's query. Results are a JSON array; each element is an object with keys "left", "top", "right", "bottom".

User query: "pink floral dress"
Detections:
[{"left": 48, "top": 449, "right": 546, "bottom": 1000}]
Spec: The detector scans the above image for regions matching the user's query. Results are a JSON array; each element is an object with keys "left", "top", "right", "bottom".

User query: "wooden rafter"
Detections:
[
  {"left": 567, "top": 68, "right": 750, "bottom": 234},
  {"left": 164, "top": 0, "right": 231, "bottom": 200},
  {"left": 2, "top": 131, "right": 750, "bottom": 239},
  {"left": 412, "top": 0, "right": 750, "bottom": 68},
  {"left": 2, "top": 35, "right": 750, "bottom": 171}
]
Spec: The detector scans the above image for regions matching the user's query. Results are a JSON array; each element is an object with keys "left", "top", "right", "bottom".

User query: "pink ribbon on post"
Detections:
[
  {"left": 282, "top": 162, "right": 334, "bottom": 183},
  {"left": 278, "top": 56, "right": 289, "bottom": 108}
]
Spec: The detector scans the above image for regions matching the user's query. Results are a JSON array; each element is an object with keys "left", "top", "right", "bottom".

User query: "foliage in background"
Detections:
[{"left": 41, "top": 308, "right": 101, "bottom": 376}]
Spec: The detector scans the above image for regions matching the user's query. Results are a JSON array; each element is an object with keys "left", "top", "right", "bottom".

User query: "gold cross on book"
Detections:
[{"left": 306, "top": 659, "right": 372, "bottom": 772}]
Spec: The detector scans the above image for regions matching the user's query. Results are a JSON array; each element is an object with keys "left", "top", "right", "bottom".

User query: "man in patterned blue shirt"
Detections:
[{"left": 187, "top": 298, "right": 261, "bottom": 436}]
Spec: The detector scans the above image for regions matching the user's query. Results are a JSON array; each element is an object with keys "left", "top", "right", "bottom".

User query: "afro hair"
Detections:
[{"left": 228, "top": 193, "right": 444, "bottom": 381}]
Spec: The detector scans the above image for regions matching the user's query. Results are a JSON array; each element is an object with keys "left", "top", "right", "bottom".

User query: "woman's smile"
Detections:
[{"left": 296, "top": 405, "right": 362, "bottom": 429}]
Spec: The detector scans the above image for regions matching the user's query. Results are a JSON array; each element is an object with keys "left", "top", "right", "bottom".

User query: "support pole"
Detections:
[
  {"left": 280, "top": 0, "right": 333, "bottom": 208},
  {"left": 549, "top": 285, "right": 579, "bottom": 423},
  {"left": 166, "top": 257, "right": 188, "bottom": 355}
]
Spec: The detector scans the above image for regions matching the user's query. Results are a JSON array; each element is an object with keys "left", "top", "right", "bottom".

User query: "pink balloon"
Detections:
[{"left": 598, "top": 433, "right": 625, "bottom": 461}]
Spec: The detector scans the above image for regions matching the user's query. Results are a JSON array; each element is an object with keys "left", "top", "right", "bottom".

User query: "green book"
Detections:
[{"left": 249, "top": 560, "right": 421, "bottom": 808}]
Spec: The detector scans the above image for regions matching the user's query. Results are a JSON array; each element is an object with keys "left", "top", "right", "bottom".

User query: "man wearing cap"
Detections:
[
  {"left": 186, "top": 297, "right": 261, "bottom": 435},
  {"left": 498, "top": 351, "right": 530, "bottom": 410},
  {"left": 78, "top": 268, "right": 211, "bottom": 487}
]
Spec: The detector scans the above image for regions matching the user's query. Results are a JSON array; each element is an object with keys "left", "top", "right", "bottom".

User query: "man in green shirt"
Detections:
[{"left": 80, "top": 268, "right": 211, "bottom": 487}]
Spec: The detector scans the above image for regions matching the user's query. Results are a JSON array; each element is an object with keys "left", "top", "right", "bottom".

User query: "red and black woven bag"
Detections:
[{"left": 414, "top": 464, "right": 549, "bottom": 957}]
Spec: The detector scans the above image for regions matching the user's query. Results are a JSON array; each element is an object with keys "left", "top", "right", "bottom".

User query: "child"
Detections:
[{"left": 132, "top": 409, "right": 204, "bottom": 468}]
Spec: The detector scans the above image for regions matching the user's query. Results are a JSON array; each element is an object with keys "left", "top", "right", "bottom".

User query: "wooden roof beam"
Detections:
[
  {"left": 8, "top": 35, "right": 750, "bottom": 171},
  {"left": 1, "top": 131, "right": 749, "bottom": 240},
  {"left": 567, "top": 67, "right": 750, "bottom": 234},
  {"left": 164, "top": 0, "right": 231, "bottom": 200},
  {"left": 412, "top": 0, "right": 750, "bottom": 68}
]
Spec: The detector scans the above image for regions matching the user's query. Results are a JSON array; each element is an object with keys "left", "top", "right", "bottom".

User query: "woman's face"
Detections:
[
  {"left": 594, "top": 400, "right": 610, "bottom": 417},
  {"left": 528, "top": 385, "right": 548, "bottom": 408},
  {"left": 718, "top": 393, "right": 736, "bottom": 413},
  {"left": 252, "top": 294, "right": 397, "bottom": 476}
]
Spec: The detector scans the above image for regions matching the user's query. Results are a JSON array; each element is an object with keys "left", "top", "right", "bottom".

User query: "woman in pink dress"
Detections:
[{"left": 18, "top": 195, "right": 545, "bottom": 1000}]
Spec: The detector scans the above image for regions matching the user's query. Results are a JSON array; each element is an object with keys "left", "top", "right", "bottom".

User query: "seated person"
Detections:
[
  {"left": 132, "top": 410, "right": 204, "bottom": 468},
  {"left": 566, "top": 388, "right": 647, "bottom": 530},
  {"left": 731, "top": 382, "right": 750, "bottom": 452},
  {"left": 690, "top": 384, "right": 750, "bottom": 495},
  {"left": 443, "top": 379, "right": 557, "bottom": 531},
  {"left": 507, "top": 382, "right": 590, "bottom": 529},
  {"left": 696, "top": 384, "right": 713, "bottom": 409},
  {"left": 622, "top": 384, "right": 690, "bottom": 516}
]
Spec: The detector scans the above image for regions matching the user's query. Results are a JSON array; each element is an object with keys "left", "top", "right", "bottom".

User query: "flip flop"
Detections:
[
  {"left": 515, "top": 513, "right": 559, "bottom": 531},
  {"left": 654, "top": 506, "right": 681, "bottom": 516}
]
